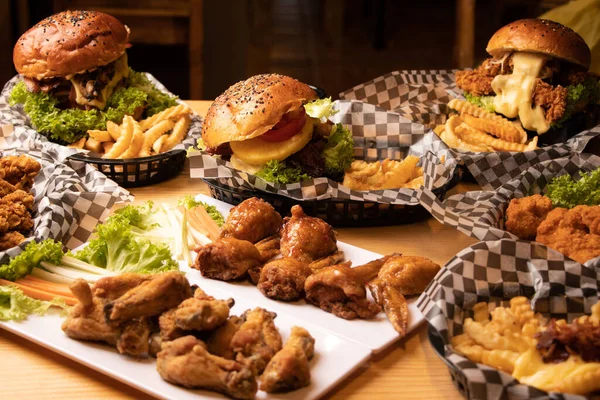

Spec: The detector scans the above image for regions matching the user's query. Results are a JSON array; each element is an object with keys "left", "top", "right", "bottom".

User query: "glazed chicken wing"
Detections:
[
  {"left": 231, "top": 307, "right": 283, "bottom": 374},
  {"left": 193, "top": 237, "right": 262, "bottom": 281},
  {"left": 247, "top": 235, "right": 282, "bottom": 284},
  {"left": 280, "top": 205, "right": 337, "bottom": 263},
  {"left": 220, "top": 197, "right": 283, "bottom": 244},
  {"left": 207, "top": 315, "right": 244, "bottom": 359},
  {"left": 259, "top": 326, "right": 315, "bottom": 393},
  {"left": 368, "top": 255, "right": 440, "bottom": 336},
  {"left": 505, "top": 194, "right": 553, "bottom": 240},
  {"left": 258, "top": 258, "right": 313, "bottom": 301},
  {"left": 175, "top": 288, "right": 234, "bottom": 331},
  {"left": 304, "top": 258, "right": 384, "bottom": 320},
  {"left": 157, "top": 335, "right": 258, "bottom": 400},
  {"left": 536, "top": 205, "right": 600, "bottom": 264},
  {"left": 62, "top": 279, "right": 121, "bottom": 345},
  {"left": 104, "top": 271, "right": 192, "bottom": 323}
]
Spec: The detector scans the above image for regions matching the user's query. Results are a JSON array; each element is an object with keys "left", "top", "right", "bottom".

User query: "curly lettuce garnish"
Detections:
[
  {"left": 464, "top": 93, "right": 496, "bottom": 113},
  {"left": 0, "top": 285, "right": 68, "bottom": 321},
  {"left": 0, "top": 239, "right": 64, "bottom": 281},
  {"left": 305, "top": 97, "right": 338, "bottom": 122},
  {"left": 546, "top": 168, "right": 600, "bottom": 209},
  {"left": 552, "top": 77, "right": 600, "bottom": 129},
  {"left": 322, "top": 123, "right": 354, "bottom": 177},
  {"left": 256, "top": 160, "right": 311, "bottom": 184}
]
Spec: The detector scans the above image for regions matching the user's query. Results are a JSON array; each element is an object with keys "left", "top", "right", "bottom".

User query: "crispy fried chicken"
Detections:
[
  {"left": 0, "top": 202, "right": 33, "bottom": 234},
  {"left": 0, "top": 231, "right": 26, "bottom": 250},
  {"left": 0, "top": 155, "right": 41, "bottom": 191},
  {"left": 505, "top": 194, "right": 554, "bottom": 240},
  {"left": 533, "top": 80, "right": 568, "bottom": 123}
]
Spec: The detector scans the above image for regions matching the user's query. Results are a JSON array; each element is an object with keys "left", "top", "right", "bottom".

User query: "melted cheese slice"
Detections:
[
  {"left": 491, "top": 52, "right": 550, "bottom": 134},
  {"left": 70, "top": 53, "right": 129, "bottom": 110}
]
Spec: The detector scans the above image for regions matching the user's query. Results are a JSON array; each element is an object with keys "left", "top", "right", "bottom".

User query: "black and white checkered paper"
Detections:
[
  {"left": 189, "top": 99, "right": 458, "bottom": 204},
  {"left": 340, "top": 70, "right": 599, "bottom": 190},
  {"left": 417, "top": 238, "right": 599, "bottom": 400},
  {"left": 0, "top": 124, "right": 132, "bottom": 264},
  {"left": 417, "top": 153, "right": 600, "bottom": 249},
  {"left": 0, "top": 73, "right": 202, "bottom": 163}
]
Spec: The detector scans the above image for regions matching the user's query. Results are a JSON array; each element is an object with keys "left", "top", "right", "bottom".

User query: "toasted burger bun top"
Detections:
[
  {"left": 202, "top": 74, "right": 318, "bottom": 148},
  {"left": 13, "top": 10, "right": 130, "bottom": 80},
  {"left": 486, "top": 19, "right": 591, "bottom": 69}
]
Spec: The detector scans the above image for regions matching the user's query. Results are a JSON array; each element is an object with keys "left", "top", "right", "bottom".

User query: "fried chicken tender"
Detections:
[
  {"left": 0, "top": 190, "right": 34, "bottom": 209},
  {"left": 259, "top": 326, "right": 315, "bottom": 393},
  {"left": 536, "top": 205, "right": 600, "bottom": 264},
  {"left": 0, "top": 231, "right": 25, "bottom": 250},
  {"left": 104, "top": 271, "right": 192, "bottom": 323},
  {"left": 505, "top": 194, "right": 553, "bottom": 240},
  {"left": 368, "top": 255, "right": 440, "bottom": 336},
  {"left": 0, "top": 202, "right": 33, "bottom": 234},
  {"left": 193, "top": 237, "right": 262, "bottom": 281},
  {"left": 157, "top": 335, "right": 258, "bottom": 399},
  {"left": 220, "top": 197, "right": 283, "bottom": 244},
  {"left": 280, "top": 205, "right": 337, "bottom": 263},
  {"left": 258, "top": 258, "right": 313, "bottom": 301},
  {"left": 533, "top": 80, "right": 568, "bottom": 123},
  {"left": 0, "top": 155, "right": 41, "bottom": 191},
  {"left": 231, "top": 307, "right": 283, "bottom": 375}
]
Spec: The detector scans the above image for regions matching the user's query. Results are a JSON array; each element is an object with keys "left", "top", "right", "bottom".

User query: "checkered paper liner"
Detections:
[
  {"left": 340, "top": 70, "right": 599, "bottom": 190},
  {"left": 416, "top": 238, "right": 599, "bottom": 400},
  {"left": 189, "top": 99, "right": 459, "bottom": 204},
  {"left": 0, "top": 124, "right": 132, "bottom": 264},
  {"left": 416, "top": 153, "right": 600, "bottom": 251},
  {"left": 0, "top": 73, "right": 202, "bottom": 177}
]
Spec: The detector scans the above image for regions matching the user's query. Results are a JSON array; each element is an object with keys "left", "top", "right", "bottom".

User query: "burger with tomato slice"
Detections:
[{"left": 201, "top": 74, "right": 354, "bottom": 184}]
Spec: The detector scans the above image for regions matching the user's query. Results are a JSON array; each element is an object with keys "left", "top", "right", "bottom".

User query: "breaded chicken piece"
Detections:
[
  {"left": 455, "top": 70, "right": 495, "bottom": 97},
  {"left": 505, "top": 195, "right": 553, "bottom": 240},
  {"left": 0, "top": 190, "right": 34, "bottom": 209},
  {"left": 0, "top": 179, "right": 17, "bottom": 197},
  {"left": 0, "top": 202, "right": 33, "bottom": 234},
  {"left": 0, "top": 231, "right": 25, "bottom": 250},
  {"left": 533, "top": 80, "right": 568, "bottom": 123},
  {"left": 536, "top": 205, "right": 600, "bottom": 264},
  {"left": 0, "top": 155, "right": 41, "bottom": 191}
]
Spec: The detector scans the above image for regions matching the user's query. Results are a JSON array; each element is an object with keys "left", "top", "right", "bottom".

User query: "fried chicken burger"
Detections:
[
  {"left": 201, "top": 74, "right": 354, "bottom": 184},
  {"left": 455, "top": 19, "right": 600, "bottom": 138},
  {"left": 10, "top": 10, "right": 177, "bottom": 144}
]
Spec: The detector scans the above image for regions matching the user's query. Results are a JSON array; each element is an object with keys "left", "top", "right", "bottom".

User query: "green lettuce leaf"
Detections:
[
  {"left": 177, "top": 195, "right": 225, "bottom": 226},
  {"left": 304, "top": 97, "right": 338, "bottom": 122},
  {"left": 9, "top": 68, "right": 178, "bottom": 143},
  {"left": 0, "top": 239, "right": 65, "bottom": 281},
  {"left": 256, "top": 160, "right": 311, "bottom": 184},
  {"left": 464, "top": 93, "right": 496, "bottom": 113},
  {"left": 545, "top": 168, "right": 600, "bottom": 208},
  {"left": 552, "top": 77, "right": 600, "bottom": 129},
  {"left": 0, "top": 285, "right": 68, "bottom": 321},
  {"left": 322, "top": 123, "right": 354, "bottom": 176}
]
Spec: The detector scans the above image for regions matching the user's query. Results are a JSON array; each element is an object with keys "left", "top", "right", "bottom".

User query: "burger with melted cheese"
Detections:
[
  {"left": 455, "top": 19, "right": 600, "bottom": 140},
  {"left": 10, "top": 10, "right": 177, "bottom": 144},
  {"left": 202, "top": 74, "right": 354, "bottom": 184}
]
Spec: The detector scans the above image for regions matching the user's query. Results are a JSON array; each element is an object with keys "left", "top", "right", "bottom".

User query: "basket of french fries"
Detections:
[
  {"left": 67, "top": 103, "right": 198, "bottom": 187},
  {"left": 418, "top": 238, "right": 600, "bottom": 400}
]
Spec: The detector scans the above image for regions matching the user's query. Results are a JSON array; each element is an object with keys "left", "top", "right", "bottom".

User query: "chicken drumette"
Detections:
[
  {"left": 304, "top": 257, "right": 386, "bottom": 319},
  {"left": 280, "top": 205, "right": 337, "bottom": 263},
  {"left": 368, "top": 255, "right": 440, "bottom": 336},
  {"left": 259, "top": 326, "right": 315, "bottom": 393},
  {"left": 175, "top": 288, "right": 234, "bottom": 331},
  {"left": 157, "top": 335, "right": 257, "bottom": 400},
  {"left": 220, "top": 197, "right": 283, "bottom": 244},
  {"left": 193, "top": 237, "right": 262, "bottom": 281},
  {"left": 231, "top": 307, "right": 283, "bottom": 375},
  {"left": 258, "top": 258, "right": 313, "bottom": 301}
]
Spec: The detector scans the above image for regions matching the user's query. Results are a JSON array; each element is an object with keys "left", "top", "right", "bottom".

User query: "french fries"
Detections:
[
  {"left": 71, "top": 104, "right": 192, "bottom": 159},
  {"left": 343, "top": 156, "right": 424, "bottom": 190},
  {"left": 435, "top": 99, "right": 539, "bottom": 153}
]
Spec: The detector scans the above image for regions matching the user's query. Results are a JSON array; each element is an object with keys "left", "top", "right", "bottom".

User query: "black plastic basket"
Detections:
[
  {"left": 204, "top": 173, "right": 459, "bottom": 227},
  {"left": 428, "top": 325, "right": 471, "bottom": 399},
  {"left": 68, "top": 150, "right": 186, "bottom": 188}
]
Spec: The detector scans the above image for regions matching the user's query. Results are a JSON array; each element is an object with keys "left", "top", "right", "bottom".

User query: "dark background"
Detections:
[{"left": 0, "top": 0, "right": 560, "bottom": 100}]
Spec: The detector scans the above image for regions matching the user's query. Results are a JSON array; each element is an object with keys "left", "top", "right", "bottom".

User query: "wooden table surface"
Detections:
[{"left": 0, "top": 101, "right": 478, "bottom": 400}]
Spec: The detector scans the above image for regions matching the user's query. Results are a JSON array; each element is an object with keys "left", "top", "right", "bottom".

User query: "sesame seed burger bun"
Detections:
[
  {"left": 202, "top": 74, "right": 318, "bottom": 148},
  {"left": 486, "top": 19, "right": 591, "bottom": 69},
  {"left": 13, "top": 10, "right": 130, "bottom": 80}
]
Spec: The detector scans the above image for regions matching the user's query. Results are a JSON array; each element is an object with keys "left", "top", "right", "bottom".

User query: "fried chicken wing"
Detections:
[
  {"left": 248, "top": 235, "right": 281, "bottom": 284},
  {"left": 368, "top": 255, "right": 440, "bottom": 336},
  {"left": 157, "top": 335, "right": 258, "bottom": 399},
  {"left": 116, "top": 317, "right": 154, "bottom": 358},
  {"left": 92, "top": 273, "right": 154, "bottom": 300},
  {"left": 220, "top": 197, "right": 283, "bottom": 244},
  {"left": 280, "top": 205, "right": 337, "bottom": 263},
  {"left": 207, "top": 315, "right": 244, "bottom": 359},
  {"left": 175, "top": 293, "right": 234, "bottom": 331},
  {"left": 304, "top": 258, "right": 384, "bottom": 320},
  {"left": 505, "top": 194, "right": 553, "bottom": 240},
  {"left": 259, "top": 326, "right": 315, "bottom": 393},
  {"left": 536, "top": 205, "right": 600, "bottom": 264},
  {"left": 231, "top": 307, "right": 283, "bottom": 375},
  {"left": 104, "top": 271, "right": 192, "bottom": 323},
  {"left": 62, "top": 279, "right": 121, "bottom": 345},
  {"left": 258, "top": 258, "right": 313, "bottom": 301},
  {"left": 193, "top": 237, "right": 262, "bottom": 281},
  {"left": 0, "top": 231, "right": 25, "bottom": 250},
  {"left": 159, "top": 308, "right": 186, "bottom": 341},
  {"left": 0, "top": 155, "right": 41, "bottom": 191}
]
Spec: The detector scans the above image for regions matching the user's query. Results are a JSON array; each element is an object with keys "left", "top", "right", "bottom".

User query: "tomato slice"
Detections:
[{"left": 261, "top": 108, "right": 307, "bottom": 142}]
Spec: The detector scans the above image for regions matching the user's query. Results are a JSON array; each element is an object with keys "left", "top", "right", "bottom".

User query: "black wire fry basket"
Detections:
[
  {"left": 204, "top": 173, "right": 459, "bottom": 227},
  {"left": 69, "top": 150, "right": 186, "bottom": 188}
]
